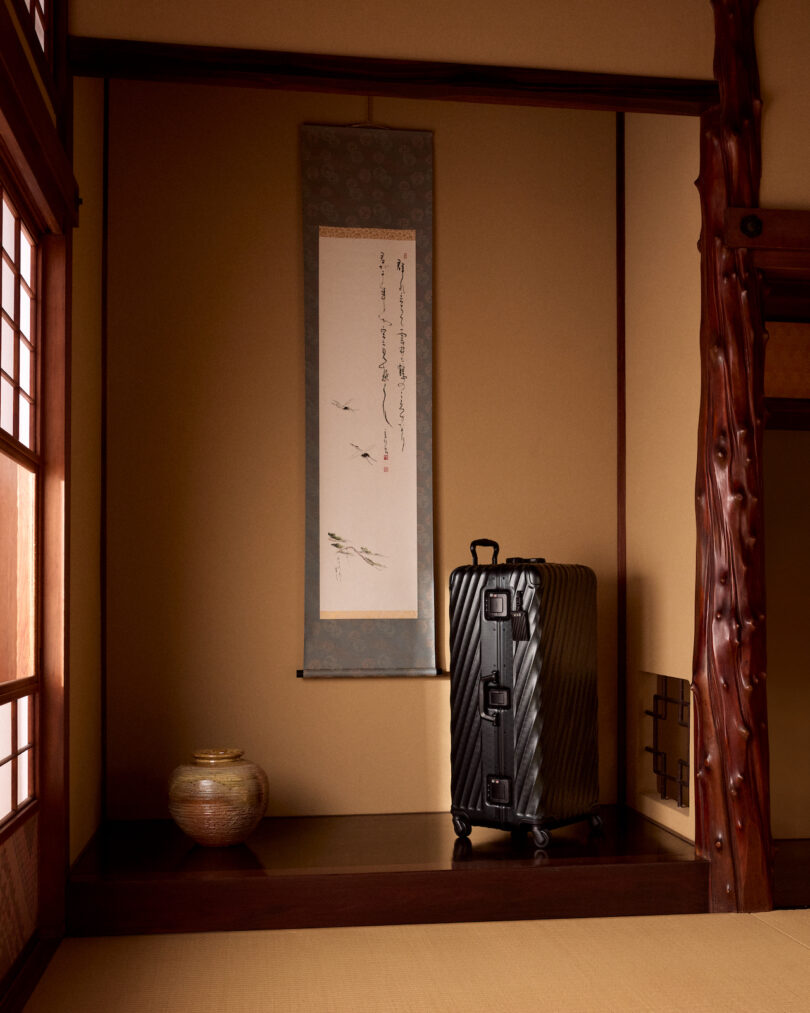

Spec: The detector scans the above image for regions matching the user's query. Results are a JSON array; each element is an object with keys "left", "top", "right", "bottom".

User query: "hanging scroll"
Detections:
[{"left": 300, "top": 125, "right": 438, "bottom": 677}]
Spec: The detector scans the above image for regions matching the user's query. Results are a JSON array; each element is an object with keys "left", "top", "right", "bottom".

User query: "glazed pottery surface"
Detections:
[{"left": 168, "top": 748, "right": 269, "bottom": 847}]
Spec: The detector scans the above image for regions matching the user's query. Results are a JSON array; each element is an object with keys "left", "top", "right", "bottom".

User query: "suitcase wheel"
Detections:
[
  {"left": 452, "top": 814, "right": 472, "bottom": 838},
  {"left": 530, "top": 827, "right": 551, "bottom": 849}
]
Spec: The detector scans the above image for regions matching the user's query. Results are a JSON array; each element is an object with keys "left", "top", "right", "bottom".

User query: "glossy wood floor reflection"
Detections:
[{"left": 68, "top": 806, "right": 715, "bottom": 935}]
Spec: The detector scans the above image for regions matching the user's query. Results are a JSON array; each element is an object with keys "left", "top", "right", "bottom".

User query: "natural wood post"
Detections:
[{"left": 693, "top": 0, "right": 773, "bottom": 912}]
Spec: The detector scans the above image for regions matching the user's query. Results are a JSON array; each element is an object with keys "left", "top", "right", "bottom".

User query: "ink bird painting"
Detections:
[{"left": 318, "top": 227, "right": 418, "bottom": 620}]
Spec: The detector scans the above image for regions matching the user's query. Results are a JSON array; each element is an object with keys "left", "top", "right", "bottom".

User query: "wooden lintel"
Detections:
[
  {"left": 67, "top": 36, "right": 718, "bottom": 116},
  {"left": 726, "top": 208, "right": 810, "bottom": 252}
]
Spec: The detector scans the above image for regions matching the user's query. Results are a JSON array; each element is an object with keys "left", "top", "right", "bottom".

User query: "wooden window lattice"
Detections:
[
  {"left": 0, "top": 693, "right": 35, "bottom": 826},
  {"left": 0, "top": 187, "right": 37, "bottom": 452},
  {"left": 645, "top": 676, "right": 690, "bottom": 808}
]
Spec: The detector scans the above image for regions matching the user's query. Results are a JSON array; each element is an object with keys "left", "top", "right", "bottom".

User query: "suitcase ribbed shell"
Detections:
[{"left": 449, "top": 559, "right": 597, "bottom": 834}]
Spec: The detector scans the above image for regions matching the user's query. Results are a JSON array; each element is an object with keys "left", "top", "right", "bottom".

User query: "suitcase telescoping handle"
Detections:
[{"left": 470, "top": 538, "right": 499, "bottom": 565}]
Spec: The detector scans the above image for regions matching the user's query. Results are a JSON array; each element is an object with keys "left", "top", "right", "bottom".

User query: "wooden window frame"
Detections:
[
  {"left": 0, "top": 166, "right": 42, "bottom": 848},
  {"left": 0, "top": 202, "right": 68, "bottom": 918},
  {"left": 11, "top": 0, "right": 51, "bottom": 62},
  {"left": 0, "top": 684, "right": 37, "bottom": 842},
  {"left": 1, "top": 180, "right": 40, "bottom": 452},
  {"left": 0, "top": 0, "right": 74, "bottom": 953},
  {"left": 4, "top": 0, "right": 67, "bottom": 126}
]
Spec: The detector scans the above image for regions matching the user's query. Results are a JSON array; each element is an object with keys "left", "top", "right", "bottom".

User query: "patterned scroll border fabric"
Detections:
[{"left": 300, "top": 125, "right": 438, "bottom": 677}]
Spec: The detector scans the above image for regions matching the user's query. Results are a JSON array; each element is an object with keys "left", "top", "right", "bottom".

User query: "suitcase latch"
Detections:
[
  {"left": 486, "top": 776, "right": 512, "bottom": 806},
  {"left": 486, "top": 686, "right": 510, "bottom": 710},
  {"left": 484, "top": 590, "right": 510, "bottom": 621}
]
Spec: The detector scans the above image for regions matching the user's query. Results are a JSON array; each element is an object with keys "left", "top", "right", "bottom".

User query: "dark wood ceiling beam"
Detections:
[{"left": 67, "top": 36, "right": 718, "bottom": 115}]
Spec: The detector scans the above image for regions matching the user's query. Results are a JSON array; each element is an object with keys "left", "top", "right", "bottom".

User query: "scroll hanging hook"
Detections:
[{"left": 348, "top": 95, "right": 390, "bottom": 130}]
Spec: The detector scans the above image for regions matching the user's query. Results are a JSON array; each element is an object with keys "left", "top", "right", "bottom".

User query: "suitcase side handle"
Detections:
[
  {"left": 479, "top": 673, "right": 498, "bottom": 723},
  {"left": 470, "top": 538, "right": 499, "bottom": 565}
]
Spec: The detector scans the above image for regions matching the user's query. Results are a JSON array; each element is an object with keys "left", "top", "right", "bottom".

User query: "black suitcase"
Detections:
[{"left": 449, "top": 538, "right": 600, "bottom": 847}]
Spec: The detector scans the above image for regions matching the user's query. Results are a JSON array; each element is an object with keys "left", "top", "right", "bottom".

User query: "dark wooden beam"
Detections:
[
  {"left": 67, "top": 36, "right": 718, "bottom": 116},
  {"left": 761, "top": 278, "right": 810, "bottom": 322},
  {"left": 725, "top": 208, "right": 810, "bottom": 251},
  {"left": 765, "top": 397, "right": 810, "bottom": 431},
  {"left": 755, "top": 249, "right": 810, "bottom": 279},
  {"left": 615, "top": 113, "right": 628, "bottom": 809},
  {"left": 693, "top": 0, "right": 773, "bottom": 913}
]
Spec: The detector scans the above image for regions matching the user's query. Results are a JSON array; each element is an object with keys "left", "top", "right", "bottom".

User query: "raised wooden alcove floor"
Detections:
[{"left": 69, "top": 806, "right": 721, "bottom": 935}]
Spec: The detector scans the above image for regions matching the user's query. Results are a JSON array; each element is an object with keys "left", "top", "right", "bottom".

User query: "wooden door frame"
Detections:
[{"left": 69, "top": 0, "right": 773, "bottom": 912}]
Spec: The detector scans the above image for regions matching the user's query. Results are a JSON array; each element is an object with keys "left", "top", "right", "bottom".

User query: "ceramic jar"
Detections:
[{"left": 168, "top": 748, "right": 269, "bottom": 847}]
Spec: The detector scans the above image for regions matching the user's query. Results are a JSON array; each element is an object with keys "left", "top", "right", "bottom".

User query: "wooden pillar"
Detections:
[{"left": 693, "top": 0, "right": 773, "bottom": 912}]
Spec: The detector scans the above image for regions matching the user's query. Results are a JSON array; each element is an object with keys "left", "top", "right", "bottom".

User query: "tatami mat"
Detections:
[
  {"left": 755, "top": 909, "right": 810, "bottom": 949},
  {"left": 25, "top": 911, "right": 810, "bottom": 1012}
]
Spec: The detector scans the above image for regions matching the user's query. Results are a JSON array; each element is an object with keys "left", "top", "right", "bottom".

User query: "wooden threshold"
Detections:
[{"left": 68, "top": 807, "right": 711, "bottom": 936}]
